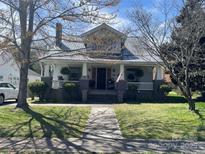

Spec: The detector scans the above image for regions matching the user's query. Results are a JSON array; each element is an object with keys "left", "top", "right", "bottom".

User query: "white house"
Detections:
[
  {"left": 0, "top": 52, "right": 20, "bottom": 87},
  {"left": 40, "top": 23, "right": 164, "bottom": 102},
  {"left": 0, "top": 52, "right": 41, "bottom": 88}
]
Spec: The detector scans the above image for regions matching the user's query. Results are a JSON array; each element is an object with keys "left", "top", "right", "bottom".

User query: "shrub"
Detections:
[
  {"left": 160, "top": 84, "right": 173, "bottom": 96},
  {"left": 63, "top": 82, "right": 80, "bottom": 101},
  {"left": 201, "top": 92, "right": 205, "bottom": 101},
  {"left": 60, "top": 67, "right": 70, "bottom": 75},
  {"left": 28, "top": 81, "right": 48, "bottom": 101},
  {"left": 126, "top": 84, "right": 138, "bottom": 100},
  {"left": 128, "top": 84, "right": 138, "bottom": 91}
]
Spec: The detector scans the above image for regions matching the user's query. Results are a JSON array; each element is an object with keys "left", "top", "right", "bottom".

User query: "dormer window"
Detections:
[{"left": 91, "top": 43, "right": 97, "bottom": 50}]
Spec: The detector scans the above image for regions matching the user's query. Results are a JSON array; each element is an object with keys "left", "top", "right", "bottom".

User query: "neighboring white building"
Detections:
[
  {"left": 0, "top": 52, "right": 20, "bottom": 87},
  {"left": 0, "top": 52, "right": 41, "bottom": 88}
]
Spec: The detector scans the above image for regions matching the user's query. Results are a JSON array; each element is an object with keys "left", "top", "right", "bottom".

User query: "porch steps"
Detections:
[{"left": 88, "top": 90, "right": 117, "bottom": 103}]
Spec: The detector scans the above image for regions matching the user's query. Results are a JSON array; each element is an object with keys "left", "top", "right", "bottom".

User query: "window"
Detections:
[
  {"left": 69, "top": 67, "right": 82, "bottom": 81},
  {"left": 0, "top": 76, "right": 3, "bottom": 81},
  {"left": 13, "top": 77, "right": 17, "bottom": 85},
  {"left": 0, "top": 83, "right": 6, "bottom": 88},
  {"left": 7, "top": 83, "right": 15, "bottom": 89},
  {"left": 0, "top": 83, "right": 9, "bottom": 88},
  {"left": 0, "top": 83, "right": 15, "bottom": 89},
  {"left": 126, "top": 68, "right": 144, "bottom": 82}
]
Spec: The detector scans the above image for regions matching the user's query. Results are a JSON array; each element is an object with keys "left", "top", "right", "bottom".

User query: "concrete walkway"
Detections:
[
  {"left": 81, "top": 106, "right": 124, "bottom": 152},
  {"left": 83, "top": 106, "right": 122, "bottom": 139}
]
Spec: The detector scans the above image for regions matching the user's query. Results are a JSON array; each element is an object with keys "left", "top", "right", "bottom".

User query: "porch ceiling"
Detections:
[{"left": 43, "top": 58, "right": 160, "bottom": 66}]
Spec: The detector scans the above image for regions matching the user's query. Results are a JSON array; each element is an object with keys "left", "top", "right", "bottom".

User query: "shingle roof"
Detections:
[
  {"left": 28, "top": 69, "right": 40, "bottom": 77},
  {"left": 41, "top": 24, "right": 161, "bottom": 64},
  {"left": 42, "top": 37, "right": 161, "bottom": 63},
  {"left": 122, "top": 37, "right": 161, "bottom": 62}
]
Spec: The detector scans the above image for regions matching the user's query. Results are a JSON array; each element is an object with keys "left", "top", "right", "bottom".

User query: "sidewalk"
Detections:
[
  {"left": 4, "top": 102, "right": 115, "bottom": 107},
  {"left": 1, "top": 137, "right": 205, "bottom": 153}
]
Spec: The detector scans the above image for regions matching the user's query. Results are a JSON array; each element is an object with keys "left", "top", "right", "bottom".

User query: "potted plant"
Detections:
[{"left": 60, "top": 67, "right": 70, "bottom": 80}]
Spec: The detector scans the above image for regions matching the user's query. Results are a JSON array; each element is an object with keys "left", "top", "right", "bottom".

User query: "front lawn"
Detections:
[
  {"left": 115, "top": 103, "right": 205, "bottom": 140},
  {"left": 0, "top": 106, "right": 90, "bottom": 138}
]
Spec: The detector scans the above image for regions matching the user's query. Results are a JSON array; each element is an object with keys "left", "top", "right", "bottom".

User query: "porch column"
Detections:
[
  {"left": 40, "top": 63, "right": 44, "bottom": 77},
  {"left": 116, "top": 63, "right": 127, "bottom": 103},
  {"left": 80, "top": 62, "right": 89, "bottom": 103},
  {"left": 82, "top": 62, "right": 88, "bottom": 79},
  {"left": 120, "top": 64, "right": 125, "bottom": 80},
  {"left": 44, "top": 64, "right": 50, "bottom": 77},
  {"left": 156, "top": 65, "right": 164, "bottom": 80},
  {"left": 154, "top": 65, "right": 164, "bottom": 95},
  {"left": 52, "top": 64, "right": 60, "bottom": 89}
]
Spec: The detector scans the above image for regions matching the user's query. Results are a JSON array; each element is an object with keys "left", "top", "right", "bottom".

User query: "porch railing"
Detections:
[
  {"left": 128, "top": 82, "right": 154, "bottom": 91},
  {"left": 52, "top": 80, "right": 79, "bottom": 89},
  {"left": 52, "top": 80, "right": 154, "bottom": 91}
]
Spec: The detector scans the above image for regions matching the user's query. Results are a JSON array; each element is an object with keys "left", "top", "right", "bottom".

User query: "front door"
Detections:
[{"left": 97, "top": 68, "right": 106, "bottom": 89}]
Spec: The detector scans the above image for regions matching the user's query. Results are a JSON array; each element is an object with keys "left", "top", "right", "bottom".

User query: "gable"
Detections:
[
  {"left": 81, "top": 23, "right": 126, "bottom": 38},
  {"left": 81, "top": 24, "right": 127, "bottom": 53}
]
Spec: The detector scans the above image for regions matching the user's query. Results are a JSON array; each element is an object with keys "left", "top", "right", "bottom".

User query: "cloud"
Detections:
[{"left": 111, "top": 16, "right": 131, "bottom": 29}]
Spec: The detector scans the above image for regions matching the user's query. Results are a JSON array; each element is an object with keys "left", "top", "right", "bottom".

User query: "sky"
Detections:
[
  {"left": 104, "top": 0, "right": 181, "bottom": 31},
  {"left": 111, "top": 0, "right": 161, "bottom": 29},
  {"left": 0, "top": 0, "right": 182, "bottom": 35}
]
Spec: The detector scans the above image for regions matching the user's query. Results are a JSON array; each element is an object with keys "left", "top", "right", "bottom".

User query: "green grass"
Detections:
[
  {"left": 115, "top": 103, "right": 205, "bottom": 141},
  {"left": 0, "top": 106, "right": 90, "bottom": 138},
  {"left": 168, "top": 90, "right": 202, "bottom": 99}
]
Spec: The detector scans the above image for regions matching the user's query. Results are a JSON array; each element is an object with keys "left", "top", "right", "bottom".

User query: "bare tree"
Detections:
[
  {"left": 129, "top": 0, "right": 205, "bottom": 111},
  {"left": 0, "top": 0, "right": 119, "bottom": 108}
]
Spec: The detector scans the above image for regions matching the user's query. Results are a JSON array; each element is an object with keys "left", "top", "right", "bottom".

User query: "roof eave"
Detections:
[{"left": 80, "top": 23, "right": 126, "bottom": 38}]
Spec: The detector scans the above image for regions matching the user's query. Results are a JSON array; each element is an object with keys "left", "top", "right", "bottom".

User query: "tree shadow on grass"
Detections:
[
  {"left": 1, "top": 106, "right": 205, "bottom": 153},
  {"left": 0, "top": 107, "right": 90, "bottom": 153},
  {"left": 116, "top": 110, "right": 205, "bottom": 142}
]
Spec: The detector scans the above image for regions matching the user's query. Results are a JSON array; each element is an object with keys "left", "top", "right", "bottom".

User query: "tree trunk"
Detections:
[
  {"left": 186, "top": 85, "right": 196, "bottom": 111},
  {"left": 184, "top": 67, "right": 196, "bottom": 111},
  {"left": 16, "top": 0, "right": 34, "bottom": 109},
  {"left": 188, "top": 99, "right": 195, "bottom": 111},
  {"left": 16, "top": 62, "right": 29, "bottom": 108},
  {"left": 177, "top": 81, "right": 196, "bottom": 111}
]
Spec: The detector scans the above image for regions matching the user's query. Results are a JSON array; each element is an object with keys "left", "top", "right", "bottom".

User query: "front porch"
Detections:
[{"left": 41, "top": 61, "right": 164, "bottom": 102}]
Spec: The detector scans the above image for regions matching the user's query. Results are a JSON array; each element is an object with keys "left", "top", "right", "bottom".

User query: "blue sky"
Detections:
[
  {"left": 119, "top": 0, "right": 156, "bottom": 17},
  {"left": 107, "top": 0, "right": 181, "bottom": 30},
  {"left": 108, "top": 0, "right": 160, "bottom": 29}
]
